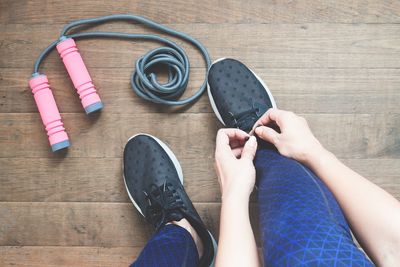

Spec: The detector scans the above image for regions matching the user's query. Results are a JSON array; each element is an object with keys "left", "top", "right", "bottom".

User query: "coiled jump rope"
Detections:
[{"left": 29, "top": 14, "right": 211, "bottom": 151}]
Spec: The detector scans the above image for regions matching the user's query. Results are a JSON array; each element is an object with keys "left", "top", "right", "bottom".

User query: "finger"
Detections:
[
  {"left": 216, "top": 129, "right": 249, "bottom": 157},
  {"left": 267, "top": 108, "right": 286, "bottom": 125},
  {"left": 232, "top": 147, "right": 244, "bottom": 158},
  {"left": 255, "top": 126, "right": 280, "bottom": 145},
  {"left": 241, "top": 136, "right": 258, "bottom": 161},
  {"left": 259, "top": 108, "right": 276, "bottom": 125},
  {"left": 252, "top": 108, "right": 278, "bottom": 132},
  {"left": 268, "top": 109, "right": 298, "bottom": 132},
  {"left": 223, "top": 128, "right": 250, "bottom": 141},
  {"left": 230, "top": 139, "right": 246, "bottom": 149},
  {"left": 253, "top": 108, "right": 288, "bottom": 131},
  {"left": 216, "top": 128, "right": 249, "bottom": 150}
]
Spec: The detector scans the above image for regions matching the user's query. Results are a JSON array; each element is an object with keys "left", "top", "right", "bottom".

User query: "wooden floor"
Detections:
[{"left": 1, "top": 0, "right": 400, "bottom": 266}]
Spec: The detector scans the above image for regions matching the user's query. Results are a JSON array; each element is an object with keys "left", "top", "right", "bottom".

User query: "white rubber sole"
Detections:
[
  {"left": 123, "top": 134, "right": 218, "bottom": 267},
  {"left": 209, "top": 233, "right": 218, "bottom": 267},
  {"left": 207, "top": 57, "right": 277, "bottom": 126},
  {"left": 123, "top": 133, "right": 183, "bottom": 216}
]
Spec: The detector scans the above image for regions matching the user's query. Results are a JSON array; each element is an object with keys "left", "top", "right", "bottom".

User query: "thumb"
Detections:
[
  {"left": 255, "top": 126, "right": 279, "bottom": 145},
  {"left": 241, "top": 136, "right": 258, "bottom": 160}
]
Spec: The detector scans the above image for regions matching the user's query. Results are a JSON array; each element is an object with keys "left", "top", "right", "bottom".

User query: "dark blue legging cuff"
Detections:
[
  {"left": 131, "top": 224, "right": 199, "bottom": 267},
  {"left": 255, "top": 147, "right": 374, "bottom": 266}
]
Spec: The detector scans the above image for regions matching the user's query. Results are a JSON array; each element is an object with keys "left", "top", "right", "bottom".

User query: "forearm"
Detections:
[
  {"left": 307, "top": 148, "right": 400, "bottom": 266},
  {"left": 216, "top": 196, "right": 260, "bottom": 267}
]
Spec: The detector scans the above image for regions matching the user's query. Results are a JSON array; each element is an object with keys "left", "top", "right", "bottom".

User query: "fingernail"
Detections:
[{"left": 247, "top": 135, "right": 257, "bottom": 145}]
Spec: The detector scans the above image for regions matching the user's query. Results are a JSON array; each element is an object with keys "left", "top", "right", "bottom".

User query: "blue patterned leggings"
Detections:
[{"left": 131, "top": 147, "right": 374, "bottom": 266}]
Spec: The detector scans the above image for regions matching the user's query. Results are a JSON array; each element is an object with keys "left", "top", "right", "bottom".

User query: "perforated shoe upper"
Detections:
[
  {"left": 208, "top": 58, "right": 276, "bottom": 132},
  {"left": 123, "top": 134, "right": 215, "bottom": 266}
]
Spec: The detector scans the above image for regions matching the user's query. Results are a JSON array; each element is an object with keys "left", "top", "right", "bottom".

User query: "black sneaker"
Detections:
[
  {"left": 207, "top": 58, "right": 277, "bottom": 132},
  {"left": 123, "top": 134, "right": 216, "bottom": 267}
]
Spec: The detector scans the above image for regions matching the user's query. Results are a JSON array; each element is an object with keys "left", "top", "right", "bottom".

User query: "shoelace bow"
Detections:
[{"left": 143, "top": 182, "right": 185, "bottom": 230}]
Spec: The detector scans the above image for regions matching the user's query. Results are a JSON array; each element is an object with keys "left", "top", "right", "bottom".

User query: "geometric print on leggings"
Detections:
[
  {"left": 255, "top": 148, "right": 375, "bottom": 267},
  {"left": 131, "top": 224, "right": 199, "bottom": 267}
]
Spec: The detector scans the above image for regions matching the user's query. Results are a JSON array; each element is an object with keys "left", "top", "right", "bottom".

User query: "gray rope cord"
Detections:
[{"left": 32, "top": 14, "right": 211, "bottom": 106}]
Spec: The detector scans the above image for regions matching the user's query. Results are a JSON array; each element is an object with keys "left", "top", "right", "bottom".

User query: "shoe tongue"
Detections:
[
  {"left": 239, "top": 119, "right": 256, "bottom": 132},
  {"left": 229, "top": 101, "right": 267, "bottom": 132},
  {"left": 226, "top": 111, "right": 256, "bottom": 132}
]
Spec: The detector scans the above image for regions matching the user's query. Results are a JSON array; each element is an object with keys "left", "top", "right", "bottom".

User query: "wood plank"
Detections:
[
  {"left": 0, "top": 202, "right": 260, "bottom": 246},
  {"left": 0, "top": 158, "right": 399, "bottom": 203},
  {"left": 0, "top": 246, "right": 139, "bottom": 267},
  {"left": 1, "top": 23, "right": 400, "bottom": 69},
  {"left": 1, "top": 1, "right": 399, "bottom": 266},
  {"left": 0, "top": 113, "right": 219, "bottom": 158},
  {"left": 1, "top": 0, "right": 399, "bottom": 24},
  {"left": 1, "top": 68, "right": 399, "bottom": 114},
  {"left": 0, "top": 157, "right": 219, "bottom": 203},
  {"left": 0, "top": 246, "right": 263, "bottom": 267},
  {"left": 0, "top": 113, "right": 399, "bottom": 159},
  {"left": 0, "top": 246, "right": 265, "bottom": 267},
  {"left": 342, "top": 159, "right": 400, "bottom": 200}
]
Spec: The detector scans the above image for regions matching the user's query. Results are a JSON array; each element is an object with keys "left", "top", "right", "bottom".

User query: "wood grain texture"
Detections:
[
  {"left": 1, "top": 23, "right": 400, "bottom": 69},
  {"left": 0, "top": 158, "right": 399, "bottom": 203},
  {"left": 0, "top": 202, "right": 259, "bottom": 246},
  {"left": 1, "top": 68, "right": 399, "bottom": 114},
  {"left": 0, "top": 246, "right": 139, "bottom": 267},
  {"left": 0, "top": 157, "right": 219, "bottom": 202},
  {"left": 1, "top": 113, "right": 399, "bottom": 159},
  {"left": 1, "top": 0, "right": 399, "bottom": 24},
  {"left": 1, "top": 1, "right": 400, "bottom": 266}
]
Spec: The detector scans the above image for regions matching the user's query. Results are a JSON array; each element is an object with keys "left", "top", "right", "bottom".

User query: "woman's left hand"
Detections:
[{"left": 214, "top": 128, "right": 258, "bottom": 202}]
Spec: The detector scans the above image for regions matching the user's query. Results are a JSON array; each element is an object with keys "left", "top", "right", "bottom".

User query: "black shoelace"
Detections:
[
  {"left": 143, "top": 182, "right": 185, "bottom": 230},
  {"left": 228, "top": 102, "right": 264, "bottom": 131}
]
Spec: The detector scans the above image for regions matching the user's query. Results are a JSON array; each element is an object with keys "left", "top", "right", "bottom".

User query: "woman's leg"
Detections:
[
  {"left": 255, "top": 146, "right": 374, "bottom": 266},
  {"left": 124, "top": 134, "right": 216, "bottom": 267},
  {"left": 131, "top": 224, "right": 199, "bottom": 267}
]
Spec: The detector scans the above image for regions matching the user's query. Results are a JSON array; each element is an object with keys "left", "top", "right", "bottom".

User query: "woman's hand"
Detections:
[
  {"left": 214, "top": 129, "right": 258, "bottom": 202},
  {"left": 253, "top": 108, "right": 325, "bottom": 165},
  {"left": 214, "top": 129, "right": 261, "bottom": 267}
]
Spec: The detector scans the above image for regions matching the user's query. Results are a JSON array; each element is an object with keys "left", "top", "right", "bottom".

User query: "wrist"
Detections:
[
  {"left": 221, "top": 196, "right": 250, "bottom": 217},
  {"left": 302, "top": 140, "right": 323, "bottom": 162},
  {"left": 221, "top": 191, "right": 250, "bottom": 206},
  {"left": 305, "top": 145, "right": 334, "bottom": 170}
]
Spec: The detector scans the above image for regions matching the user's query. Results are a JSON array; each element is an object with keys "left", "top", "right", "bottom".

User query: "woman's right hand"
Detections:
[
  {"left": 214, "top": 128, "right": 258, "bottom": 202},
  {"left": 253, "top": 108, "right": 326, "bottom": 165}
]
